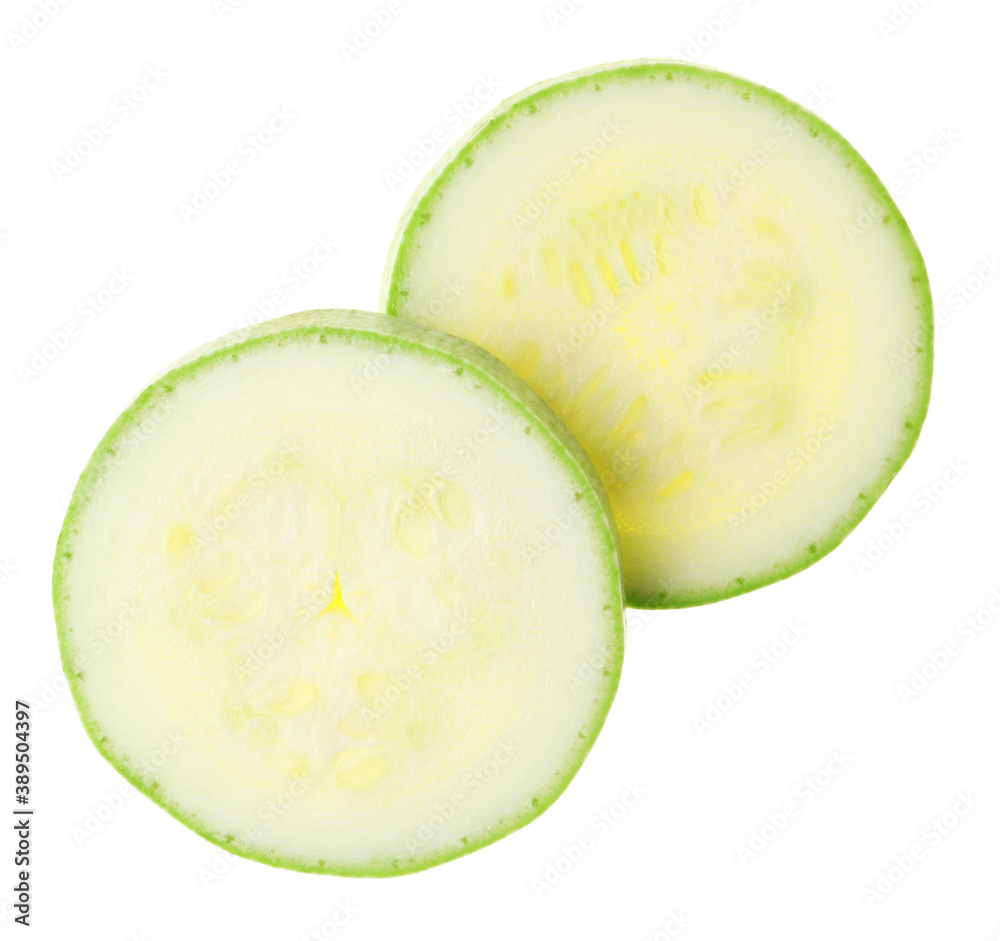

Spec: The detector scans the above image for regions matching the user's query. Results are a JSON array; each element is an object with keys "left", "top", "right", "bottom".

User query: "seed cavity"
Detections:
[
  {"left": 612, "top": 396, "right": 647, "bottom": 444},
  {"left": 333, "top": 747, "right": 391, "bottom": 790},
  {"left": 393, "top": 505, "right": 434, "bottom": 556},
  {"left": 692, "top": 184, "right": 721, "bottom": 227},
  {"left": 652, "top": 232, "right": 670, "bottom": 276},
  {"left": 540, "top": 241, "right": 561, "bottom": 286},
  {"left": 249, "top": 681, "right": 320, "bottom": 717},
  {"left": 509, "top": 339, "right": 542, "bottom": 380},
  {"left": 703, "top": 397, "right": 762, "bottom": 417},
  {"left": 499, "top": 269, "right": 518, "bottom": 298},
  {"left": 269, "top": 750, "right": 309, "bottom": 777},
  {"left": 357, "top": 673, "right": 399, "bottom": 710},
  {"left": 431, "top": 484, "right": 474, "bottom": 529},
  {"left": 620, "top": 239, "right": 644, "bottom": 283},
  {"left": 595, "top": 254, "right": 619, "bottom": 294},
  {"left": 194, "top": 548, "right": 240, "bottom": 595},
  {"left": 743, "top": 258, "right": 786, "bottom": 287},
  {"left": 658, "top": 471, "right": 695, "bottom": 501},
  {"left": 657, "top": 194, "right": 683, "bottom": 233},
  {"left": 720, "top": 423, "right": 771, "bottom": 449},
  {"left": 752, "top": 217, "right": 787, "bottom": 241},
  {"left": 204, "top": 587, "right": 263, "bottom": 624},
  {"left": 161, "top": 524, "right": 196, "bottom": 562},
  {"left": 568, "top": 260, "right": 594, "bottom": 306},
  {"left": 404, "top": 712, "right": 433, "bottom": 748},
  {"left": 567, "top": 366, "right": 609, "bottom": 417}
]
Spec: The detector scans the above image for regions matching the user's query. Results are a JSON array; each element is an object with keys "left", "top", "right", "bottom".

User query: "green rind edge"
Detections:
[
  {"left": 380, "top": 59, "right": 934, "bottom": 609},
  {"left": 53, "top": 308, "right": 626, "bottom": 877}
]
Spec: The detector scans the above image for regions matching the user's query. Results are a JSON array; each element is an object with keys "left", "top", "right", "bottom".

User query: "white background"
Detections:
[{"left": 2, "top": 0, "right": 999, "bottom": 938}]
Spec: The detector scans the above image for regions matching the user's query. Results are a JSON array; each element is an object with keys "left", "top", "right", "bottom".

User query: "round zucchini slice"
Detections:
[
  {"left": 383, "top": 60, "right": 933, "bottom": 607},
  {"left": 54, "top": 309, "right": 623, "bottom": 876}
]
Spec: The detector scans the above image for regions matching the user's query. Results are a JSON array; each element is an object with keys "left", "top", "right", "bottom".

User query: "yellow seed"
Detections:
[
  {"left": 567, "top": 366, "right": 609, "bottom": 416},
  {"left": 579, "top": 382, "right": 620, "bottom": 432},
  {"left": 567, "top": 260, "right": 593, "bottom": 306},
  {"left": 752, "top": 217, "right": 787, "bottom": 241},
  {"left": 333, "top": 748, "right": 390, "bottom": 790},
  {"left": 721, "top": 424, "right": 770, "bottom": 449},
  {"left": 194, "top": 548, "right": 240, "bottom": 594},
  {"left": 700, "top": 372, "right": 764, "bottom": 394},
  {"left": 651, "top": 233, "right": 669, "bottom": 277},
  {"left": 161, "top": 524, "right": 195, "bottom": 562},
  {"left": 540, "top": 241, "right": 561, "bottom": 286},
  {"left": 657, "top": 194, "right": 683, "bottom": 233},
  {"left": 595, "top": 255, "right": 619, "bottom": 294},
  {"left": 432, "top": 484, "right": 474, "bottom": 529},
  {"left": 251, "top": 681, "right": 320, "bottom": 717},
  {"left": 658, "top": 472, "right": 695, "bottom": 500},
  {"left": 356, "top": 673, "right": 399, "bottom": 710},
  {"left": 620, "top": 239, "right": 644, "bottom": 283},
  {"left": 743, "top": 258, "right": 785, "bottom": 287},
  {"left": 270, "top": 751, "right": 309, "bottom": 777},
  {"left": 692, "top": 184, "right": 721, "bottom": 227},
  {"left": 702, "top": 397, "right": 760, "bottom": 417},
  {"left": 499, "top": 269, "right": 517, "bottom": 298},
  {"left": 393, "top": 506, "right": 434, "bottom": 556},
  {"left": 404, "top": 712, "right": 433, "bottom": 748},
  {"left": 612, "top": 396, "right": 647, "bottom": 443},
  {"left": 509, "top": 339, "right": 542, "bottom": 380},
  {"left": 205, "top": 587, "right": 263, "bottom": 624},
  {"left": 719, "top": 288, "right": 758, "bottom": 308},
  {"left": 337, "top": 714, "right": 369, "bottom": 740}
]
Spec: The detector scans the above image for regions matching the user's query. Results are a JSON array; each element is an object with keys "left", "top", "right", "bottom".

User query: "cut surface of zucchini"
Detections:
[
  {"left": 54, "top": 310, "right": 624, "bottom": 876},
  {"left": 383, "top": 61, "right": 933, "bottom": 607}
]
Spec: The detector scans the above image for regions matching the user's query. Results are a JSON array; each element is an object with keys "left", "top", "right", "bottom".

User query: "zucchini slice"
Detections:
[
  {"left": 54, "top": 310, "right": 623, "bottom": 876},
  {"left": 383, "top": 61, "right": 933, "bottom": 607}
]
